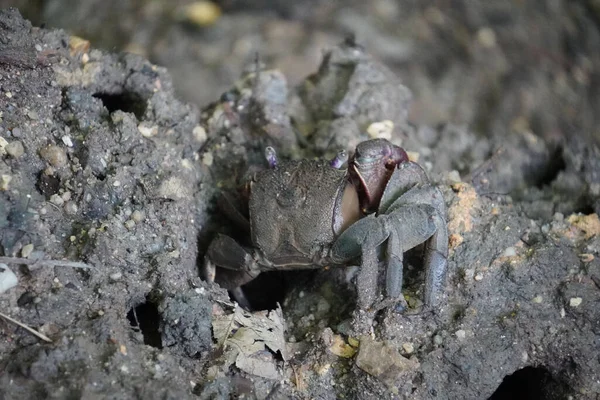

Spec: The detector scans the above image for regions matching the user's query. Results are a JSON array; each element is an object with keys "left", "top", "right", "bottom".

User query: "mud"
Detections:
[{"left": 0, "top": 5, "right": 599, "bottom": 400}]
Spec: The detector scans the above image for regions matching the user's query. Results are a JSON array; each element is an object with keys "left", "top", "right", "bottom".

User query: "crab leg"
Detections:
[{"left": 203, "top": 234, "right": 261, "bottom": 289}]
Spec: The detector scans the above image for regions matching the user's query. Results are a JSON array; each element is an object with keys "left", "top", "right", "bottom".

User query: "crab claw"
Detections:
[{"left": 349, "top": 138, "right": 408, "bottom": 214}]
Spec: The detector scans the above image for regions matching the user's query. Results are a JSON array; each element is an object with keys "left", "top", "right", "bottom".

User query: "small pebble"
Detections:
[
  {"left": 0, "top": 175, "right": 12, "bottom": 191},
  {"left": 366, "top": 120, "right": 394, "bottom": 140},
  {"left": 124, "top": 220, "right": 135, "bottom": 230},
  {"left": 27, "top": 110, "right": 38, "bottom": 120},
  {"left": 61, "top": 191, "right": 72, "bottom": 201},
  {"left": 476, "top": 27, "right": 496, "bottom": 48},
  {"left": 433, "top": 335, "right": 443, "bottom": 345},
  {"left": 6, "top": 141, "right": 24, "bottom": 158},
  {"left": 61, "top": 135, "right": 73, "bottom": 147},
  {"left": 64, "top": 202, "right": 78, "bottom": 215},
  {"left": 21, "top": 244, "right": 34, "bottom": 258},
  {"left": 40, "top": 145, "right": 68, "bottom": 168},
  {"left": 192, "top": 125, "right": 207, "bottom": 143},
  {"left": 138, "top": 124, "right": 158, "bottom": 138},
  {"left": 503, "top": 247, "right": 517, "bottom": 257},
  {"left": 131, "top": 210, "right": 145, "bottom": 222},
  {"left": 447, "top": 170, "right": 461, "bottom": 183},
  {"left": 11, "top": 127, "right": 22, "bottom": 138},
  {"left": 202, "top": 152, "right": 213, "bottom": 167},
  {"left": 474, "top": 273, "right": 483, "bottom": 281},
  {"left": 402, "top": 342, "right": 414, "bottom": 354},
  {"left": 109, "top": 272, "right": 123, "bottom": 281},
  {"left": 569, "top": 297, "right": 582, "bottom": 307},
  {"left": 455, "top": 329, "right": 466, "bottom": 340},
  {"left": 532, "top": 295, "right": 543, "bottom": 304},
  {"left": 49, "top": 194, "right": 64, "bottom": 206},
  {"left": 0, "top": 263, "right": 18, "bottom": 294}
]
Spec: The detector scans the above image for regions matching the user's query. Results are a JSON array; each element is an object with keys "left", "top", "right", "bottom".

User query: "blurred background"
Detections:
[{"left": 2, "top": 0, "right": 599, "bottom": 144}]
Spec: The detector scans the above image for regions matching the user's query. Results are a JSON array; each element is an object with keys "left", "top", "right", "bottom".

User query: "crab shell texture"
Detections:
[{"left": 248, "top": 158, "right": 360, "bottom": 270}]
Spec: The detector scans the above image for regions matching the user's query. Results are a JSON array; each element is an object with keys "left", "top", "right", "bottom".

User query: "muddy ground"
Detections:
[{"left": 0, "top": 3, "right": 600, "bottom": 400}]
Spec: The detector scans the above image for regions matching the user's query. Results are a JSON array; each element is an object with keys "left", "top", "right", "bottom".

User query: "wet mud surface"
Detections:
[{"left": 1, "top": 3, "right": 600, "bottom": 400}]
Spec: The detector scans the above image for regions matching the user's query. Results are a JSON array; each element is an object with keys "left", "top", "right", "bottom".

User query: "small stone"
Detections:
[
  {"left": 447, "top": 170, "right": 461, "bottom": 183},
  {"left": 64, "top": 202, "right": 78, "bottom": 215},
  {"left": 6, "top": 141, "right": 24, "bottom": 158},
  {"left": 474, "top": 273, "right": 483, "bottom": 281},
  {"left": 183, "top": 1, "right": 222, "bottom": 26},
  {"left": 113, "top": 180, "right": 121, "bottom": 187},
  {"left": 192, "top": 125, "right": 207, "bottom": 143},
  {"left": 578, "top": 253, "right": 594, "bottom": 263},
  {"left": 328, "top": 335, "right": 357, "bottom": 358},
  {"left": 503, "top": 247, "right": 517, "bottom": 257},
  {"left": 61, "top": 191, "right": 72, "bottom": 202},
  {"left": 27, "top": 110, "right": 38, "bottom": 120},
  {"left": 131, "top": 210, "right": 145, "bottom": 222},
  {"left": 40, "top": 145, "right": 68, "bottom": 168},
  {"left": 532, "top": 295, "right": 543, "bottom": 304},
  {"left": 35, "top": 44, "right": 42, "bottom": 52},
  {"left": 569, "top": 297, "right": 582, "bottom": 307},
  {"left": 476, "top": 27, "right": 496, "bottom": 48},
  {"left": 49, "top": 194, "right": 64, "bottom": 206},
  {"left": 138, "top": 124, "right": 158, "bottom": 138},
  {"left": 0, "top": 175, "right": 12, "bottom": 191},
  {"left": 553, "top": 212, "right": 564, "bottom": 222},
  {"left": 5, "top": 91, "right": 12, "bottom": 98},
  {"left": 402, "top": 342, "right": 414, "bottom": 354},
  {"left": 202, "top": 152, "right": 213, "bottom": 166},
  {"left": 433, "top": 335, "right": 443, "bottom": 345},
  {"left": 81, "top": 53, "right": 90, "bottom": 64},
  {"left": 0, "top": 263, "right": 18, "bottom": 294},
  {"left": 109, "top": 272, "right": 123, "bottom": 281},
  {"left": 355, "top": 337, "right": 419, "bottom": 387},
  {"left": 11, "top": 127, "right": 22, "bottom": 138},
  {"left": 61, "top": 135, "right": 74, "bottom": 147},
  {"left": 366, "top": 120, "right": 394, "bottom": 140},
  {"left": 406, "top": 151, "right": 420, "bottom": 163},
  {"left": 21, "top": 244, "right": 34, "bottom": 258},
  {"left": 455, "top": 329, "right": 466, "bottom": 340},
  {"left": 124, "top": 219, "right": 135, "bottom": 230}
]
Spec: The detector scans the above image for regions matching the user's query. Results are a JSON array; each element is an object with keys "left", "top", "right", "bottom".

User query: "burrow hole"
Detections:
[
  {"left": 236, "top": 271, "right": 313, "bottom": 311},
  {"left": 93, "top": 91, "right": 148, "bottom": 120},
  {"left": 127, "top": 297, "right": 162, "bottom": 349},
  {"left": 489, "top": 366, "right": 573, "bottom": 400}
]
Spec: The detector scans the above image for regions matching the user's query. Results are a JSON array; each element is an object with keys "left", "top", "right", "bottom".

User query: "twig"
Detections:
[
  {"left": 0, "top": 256, "right": 93, "bottom": 269},
  {"left": 0, "top": 311, "right": 52, "bottom": 342}
]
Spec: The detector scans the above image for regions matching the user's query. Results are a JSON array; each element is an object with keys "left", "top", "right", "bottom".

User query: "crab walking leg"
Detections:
[
  {"left": 422, "top": 211, "right": 448, "bottom": 307},
  {"left": 203, "top": 233, "right": 261, "bottom": 288},
  {"left": 385, "top": 185, "right": 448, "bottom": 307},
  {"left": 385, "top": 230, "right": 403, "bottom": 299},
  {"left": 379, "top": 162, "right": 429, "bottom": 214},
  {"left": 330, "top": 215, "right": 389, "bottom": 309}
]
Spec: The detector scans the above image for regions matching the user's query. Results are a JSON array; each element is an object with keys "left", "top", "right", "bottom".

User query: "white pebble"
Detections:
[
  {"left": 455, "top": 329, "right": 466, "bottom": 340},
  {"left": 503, "top": 247, "right": 517, "bottom": 257},
  {"left": 569, "top": 297, "right": 582, "bottom": 307},
  {"left": 0, "top": 264, "right": 18, "bottom": 294}
]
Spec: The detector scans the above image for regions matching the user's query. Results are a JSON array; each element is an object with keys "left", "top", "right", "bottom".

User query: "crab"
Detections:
[{"left": 203, "top": 138, "right": 448, "bottom": 312}]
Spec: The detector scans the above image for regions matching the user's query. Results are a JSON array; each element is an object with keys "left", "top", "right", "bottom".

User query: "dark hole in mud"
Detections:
[
  {"left": 127, "top": 299, "right": 163, "bottom": 348},
  {"left": 93, "top": 91, "right": 147, "bottom": 119},
  {"left": 489, "top": 366, "right": 572, "bottom": 400},
  {"left": 238, "top": 270, "right": 315, "bottom": 311},
  {"left": 36, "top": 172, "right": 61, "bottom": 199},
  {"left": 532, "top": 146, "right": 565, "bottom": 188}
]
